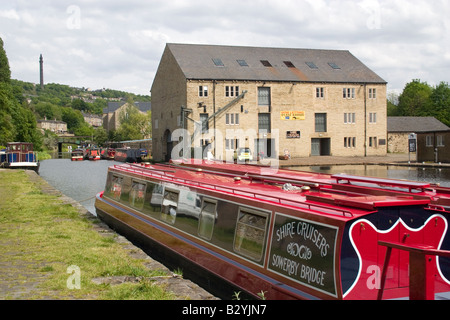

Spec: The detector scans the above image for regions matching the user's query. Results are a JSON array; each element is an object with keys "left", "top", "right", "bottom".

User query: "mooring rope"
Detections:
[{"left": 78, "top": 195, "right": 96, "bottom": 203}]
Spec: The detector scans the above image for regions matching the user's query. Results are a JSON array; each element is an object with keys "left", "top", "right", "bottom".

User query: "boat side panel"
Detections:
[{"left": 97, "top": 169, "right": 346, "bottom": 299}]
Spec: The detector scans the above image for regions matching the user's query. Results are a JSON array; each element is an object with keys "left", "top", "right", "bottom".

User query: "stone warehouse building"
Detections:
[{"left": 151, "top": 43, "right": 387, "bottom": 162}]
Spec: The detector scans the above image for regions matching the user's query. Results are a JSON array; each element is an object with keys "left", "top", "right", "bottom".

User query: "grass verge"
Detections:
[{"left": 0, "top": 169, "right": 176, "bottom": 300}]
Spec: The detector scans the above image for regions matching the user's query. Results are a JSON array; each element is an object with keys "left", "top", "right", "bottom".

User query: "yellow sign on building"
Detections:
[{"left": 281, "top": 111, "right": 305, "bottom": 120}]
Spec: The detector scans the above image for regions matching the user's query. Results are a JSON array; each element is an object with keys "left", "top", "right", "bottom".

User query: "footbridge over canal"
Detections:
[{"left": 57, "top": 136, "right": 92, "bottom": 154}]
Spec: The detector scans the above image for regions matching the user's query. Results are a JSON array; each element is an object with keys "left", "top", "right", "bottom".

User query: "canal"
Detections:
[
  {"left": 39, "top": 159, "right": 120, "bottom": 215},
  {"left": 39, "top": 159, "right": 450, "bottom": 217},
  {"left": 297, "top": 164, "right": 450, "bottom": 187}
]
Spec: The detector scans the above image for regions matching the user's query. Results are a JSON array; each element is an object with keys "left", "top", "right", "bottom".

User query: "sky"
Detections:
[{"left": 1, "top": 0, "right": 449, "bottom": 96}]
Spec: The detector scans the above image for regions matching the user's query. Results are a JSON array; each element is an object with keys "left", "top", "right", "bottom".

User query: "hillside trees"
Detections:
[{"left": 0, "top": 38, "right": 42, "bottom": 149}]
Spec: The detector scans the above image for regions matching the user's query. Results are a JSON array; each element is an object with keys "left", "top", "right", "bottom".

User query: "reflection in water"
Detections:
[{"left": 295, "top": 165, "right": 450, "bottom": 188}]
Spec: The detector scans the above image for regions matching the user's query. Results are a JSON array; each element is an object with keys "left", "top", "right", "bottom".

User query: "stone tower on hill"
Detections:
[{"left": 39, "top": 54, "right": 44, "bottom": 89}]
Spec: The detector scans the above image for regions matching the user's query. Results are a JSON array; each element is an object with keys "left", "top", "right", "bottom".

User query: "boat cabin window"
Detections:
[
  {"left": 198, "top": 199, "right": 217, "bottom": 240},
  {"left": 130, "top": 181, "right": 146, "bottom": 209},
  {"left": 109, "top": 175, "right": 124, "bottom": 200},
  {"left": 161, "top": 189, "right": 179, "bottom": 224},
  {"left": 234, "top": 208, "right": 268, "bottom": 261},
  {"left": 144, "top": 183, "right": 163, "bottom": 213}
]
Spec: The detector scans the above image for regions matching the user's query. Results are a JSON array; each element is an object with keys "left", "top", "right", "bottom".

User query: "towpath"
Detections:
[{"left": 0, "top": 169, "right": 218, "bottom": 300}]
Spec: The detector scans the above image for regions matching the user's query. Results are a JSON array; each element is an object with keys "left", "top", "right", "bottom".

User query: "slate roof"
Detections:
[
  {"left": 104, "top": 102, "right": 151, "bottom": 114},
  {"left": 165, "top": 43, "right": 386, "bottom": 84},
  {"left": 388, "top": 117, "right": 450, "bottom": 133}
]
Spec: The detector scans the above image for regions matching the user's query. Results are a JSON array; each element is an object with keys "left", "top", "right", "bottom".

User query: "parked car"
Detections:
[{"left": 234, "top": 147, "right": 253, "bottom": 162}]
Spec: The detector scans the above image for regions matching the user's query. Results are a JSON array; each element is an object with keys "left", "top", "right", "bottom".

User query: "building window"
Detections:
[
  {"left": 226, "top": 86, "right": 240, "bottom": 97},
  {"left": 237, "top": 59, "right": 248, "bottom": 67},
  {"left": 212, "top": 58, "right": 224, "bottom": 67},
  {"left": 343, "top": 88, "right": 355, "bottom": 99},
  {"left": 437, "top": 135, "right": 445, "bottom": 147},
  {"left": 369, "top": 137, "right": 378, "bottom": 148},
  {"left": 316, "top": 87, "right": 324, "bottom": 98},
  {"left": 344, "top": 113, "right": 356, "bottom": 124},
  {"left": 426, "top": 135, "right": 433, "bottom": 147},
  {"left": 200, "top": 113, "right": 209, "bottom": 134},
  {"left": 315, "top": 113, "right": 327, "bottom": 133},
  {"left": 225, "top": 139, "right": 239, "bottom": 150},
  {"left": 258, "top": 113, "right": 271, "bottom": 133},
  {"left": 344, "top": 137, "right": 356, "bottom": 148},
  {"left": 328, "top": 62, "right": 341, "bottom": 69},
  {"left": 258, "top": 87, "right": 271, "bottom": 106},
  {"left": 199, "top": 86, "right": 208, "bottom": 97},
  {"left": 369, "top": 88, "right": 377, "bottom": 99},
  {"left": 284, "top": 61, "right": 295, "bottom": 68},
  {"left": 306, "top": 62, "right": 319, "bottom": 69},
  {"left": 369, "top": 113, "right": 377, "bottom": 124},
  {"left": 226, "top": 113, "right": 239, "bottom": 125}
]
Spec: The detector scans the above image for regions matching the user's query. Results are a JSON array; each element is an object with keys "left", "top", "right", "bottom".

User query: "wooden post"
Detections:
[
  {"left": 409, "top": 252, "right": 435, "bottom": 300},
  {"left": 378, "top": 241, "right": 450, "bottom": 300}
]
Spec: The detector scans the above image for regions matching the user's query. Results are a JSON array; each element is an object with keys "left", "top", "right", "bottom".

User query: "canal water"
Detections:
[
  {"left": 39, "top": 159, "right": 120, "bottom": 215},
  {"left": 296, "top": 164, "right": 450, "bottom": 188},
  {"left": 39, "top": 159, "right": 450, "bottom": 216}
]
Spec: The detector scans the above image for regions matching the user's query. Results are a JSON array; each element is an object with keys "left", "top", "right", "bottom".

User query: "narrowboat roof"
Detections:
[{"left": 107, "top": 160, "right": 440, "bottom": 221}]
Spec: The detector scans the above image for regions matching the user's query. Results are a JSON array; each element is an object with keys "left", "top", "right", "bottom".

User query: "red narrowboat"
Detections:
[
  {"left": 71, "top": 149, "right": 84, "bottom": 161},
  {"left": 94, "top": 159, "right": 450, "bottom": 300},
  {"left": 87, "top": 148, "right": 101, "bottom": 161}
]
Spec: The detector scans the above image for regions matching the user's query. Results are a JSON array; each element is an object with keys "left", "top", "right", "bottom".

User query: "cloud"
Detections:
[{"left": 0, "top": 0, "right": 449, "bottom": 95}]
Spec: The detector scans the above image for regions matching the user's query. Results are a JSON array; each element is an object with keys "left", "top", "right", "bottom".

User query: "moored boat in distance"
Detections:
[
  {"left": 100, "top": 147, "right": 116, "bottom": 160},
  {"left": 114, "top": 148, "right": 147, "bottom": 163},
  {"left": 86, "top": 148, "right": 101, "bottom": 161},
  {"left": 71, "top": 149, "right": 84, "bottom": 161},
  {"left": 95, "top": 159, "right": 450, "bottom": 300},
  {"left": 0, "top": 142, "right": 40, "bottom": 173}
]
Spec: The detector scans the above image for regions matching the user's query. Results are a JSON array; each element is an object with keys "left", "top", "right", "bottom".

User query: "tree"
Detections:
[
  {"left": 0, "top": 38, "right": 11, "bottom": 83},
  {"left": 0, "top": 83, "right": 16, "bottom": 144},
  {"left": 430, "top": 82, "right": 450, "bottom": 126},
  {"left": 71, "top": 98, "right": 89, "bottom": 112},
  {"left": 61, "top": 107, "right": 84, "bottom": 132},
  {"left": 74, "top": 122, "right": 94, "bottom": 137},
  {"left": 117, "top": 104, "right": 151, "bottom": 141},
  {"left": 0, "top": 38, "right": 42, "bottom": 148},
  {"left": 35, "top": 101, "right": 62, "bottom": 120},
  {"left": 397, "top": 80, "right": 433, "bottom": 116},
  {"left": 93, "top": 127, "right": 108, "bottom": 146}
]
